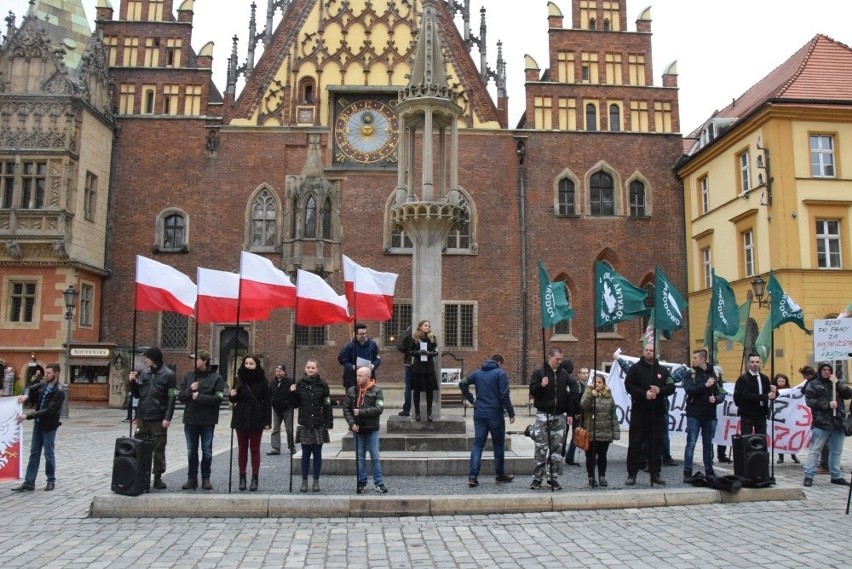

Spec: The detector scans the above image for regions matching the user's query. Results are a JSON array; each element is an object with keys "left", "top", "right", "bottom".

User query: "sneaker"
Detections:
[
  {"left": 547, "top": 479, "right": 563, "bottom": 490},
  {"left": 830, "top": 478, "right": 850, "bottom": 486},
  {"left": 468, "top": 478, "right": 479, "bottom": 487},
  {"left": 625, "top": 476, "right": 636, "bottom": 486},
  {"left": 529, "top": 479, "right": 542, "bottom": 490},
  {"left": 356, "top": 483, "right": 366, "bottom": 494},
  {"left": 398, "top": 411, "right": 411, "bottom": 417},
  {"left": 803, "top": 477, "right": 813, "bottom": 487},
  {"left": 495, "top": 474, "right": 514, "bottom": 483},
  {"left": 375, "top": 483, "right": 388, "bottom": 493}
]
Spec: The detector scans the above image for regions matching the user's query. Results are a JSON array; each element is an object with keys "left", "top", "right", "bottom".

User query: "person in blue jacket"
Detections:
[
  {"left": 337, "top": 323, "right": 381, "bottom": 390},
  {"left": 459, "top": 354, "right": 516, "bottom": 487}
]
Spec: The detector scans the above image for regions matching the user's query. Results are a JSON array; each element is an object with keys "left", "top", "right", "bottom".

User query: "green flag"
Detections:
[
  {"left": 654, "top": 266, "right": 688, "bottom": 332},
  {"left": 754, "top": 315, "right": 773, "bottom": 363},
  {"left": 538, "top": 262, "right": 573, "bottom": 328},
  {"left": 708, "top": 272, "right": 739, "bottom": 337},
  {"left": 767, "top": 273, "right": 809, "bottom": 333},
  {"left": 711, "top": 298, "right": 753, "bottom": 346},
  {"left": 594, "top": 261, "right": 650, "bottom": 328}
]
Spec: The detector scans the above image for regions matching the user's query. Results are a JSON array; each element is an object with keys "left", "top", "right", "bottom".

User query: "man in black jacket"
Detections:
[
  {"left": 802, "top": 362, "right": 852, "bottom": 487},
  {"left": 268, "top": 363, "right": 295, "bottom": 455},
  {"left": 177, "top": 350, "right": 225, "bottom": 490},
  {"left": 682, "top": 349, "right": 725, "bottom": 482},
  {"left": 625, "top": 344, "right": 675, "bottom": 485},
  {"left": 733, "top": 353, "right": 776, "bottom": 435},
  {"left": 12, "top": 362, "right": 64, "bottom": 492},
  {"left": 528, "top": 347, "right": 579, "bottom": 490},
  {"left": 130, "top": 346, "right": 176, "bottom": 490}
]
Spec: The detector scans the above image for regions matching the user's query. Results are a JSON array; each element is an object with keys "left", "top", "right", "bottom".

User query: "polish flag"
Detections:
[
  {"left": 197, "top": 268, "right": 270, "bottom": 324},
  {"left": 134, "top": 255, "right": 197, "bottom": 316},
  {"left": 239, "top": 251, "right": 296, "bottom": 312},
  {"left": 295, "top": 269, "right": 352, "bottom": 326},
  {"left": 342, "top": 255, "right": 397, "bottom": 321}
]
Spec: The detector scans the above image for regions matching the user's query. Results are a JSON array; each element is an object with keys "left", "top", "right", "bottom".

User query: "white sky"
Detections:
[{"left": 8, "top": 0, "right": 852, "bottom": 132}]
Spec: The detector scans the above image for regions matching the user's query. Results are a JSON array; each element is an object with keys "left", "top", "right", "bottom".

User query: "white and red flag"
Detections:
[
  {"left": 197, "top": 268, "right": 269, "bottom": 324},
  {"left": 295, "top": 269, "right": 352, "bottom": 326},
  {"left": 134, "top": 255, "right": 197, "bottom": 316},
  {"left": 342, "top": 255, "right": 397, "bottom": 321},
  {"left": 239, "top": 251, "right": 296, "bottom": 313}
]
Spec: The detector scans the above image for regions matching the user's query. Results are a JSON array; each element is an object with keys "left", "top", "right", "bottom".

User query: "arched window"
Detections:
[
  {"left": 557, "top": 178, "right": 576, "bottom": 215},
  {"left": 585, "top": 103, "right": 598, "bottom": 131},
  {"left": 321, "top": 197, "right": 332, "bottom": 239},
  {"left": 553, "top": 288, "right": 573, "bottom": 336},
  {"left": 590, "top": 171, "right": 614, "bottom": 216},
  {"left": 391, "top": 225, "right": 413, "bottom": 249},
  {"left": 609, "top": 104, "right": 621, "bottom": 132},
  {"left": 250, "top": 189, "right": 277, "bottom": 248},
  {"left": 162, "top": 213, "right": 185, "bottom": 249},
  {"left": 629, "top": 180, "right": 646, "bottom": 217},
  {"left": 304, "top": 196, "right": 317, "bottom": 238}
]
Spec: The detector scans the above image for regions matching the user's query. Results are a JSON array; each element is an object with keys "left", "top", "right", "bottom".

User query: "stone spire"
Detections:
[{"left": 401, "top": 0, "right": 455, "bottom": 103}]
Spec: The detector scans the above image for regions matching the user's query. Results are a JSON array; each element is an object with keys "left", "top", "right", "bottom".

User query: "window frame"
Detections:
[
  {"left": 810, "top": 134, "right": 836, "bottom": 178},
  {"left": 83, "top": 171, "right": 97, "bottom": 222},
  {"left": 381, "top": 301, "right": 413, "bottom": 348},
  {"left": 699, "top": 175, "right": 709, "bottom": 215},
  {"left": 442, "top": 301, "right": 477, "bottom": 351},
  {"left": 294, "top": 324, "right": 327, "bottom": 346},
  {"left": 628, "top": 180, "right": 646, "bottom": 217},
  {"left": 248, "top": 188, "right": 279, "bottom": 252},
  {"left": 589, "top": 171, "right": 615, "bottom": 216},
  {"left": 155, "top": 208, "right": 189, "bottom": 253},
  {"left": 738, "top": 150, "right": 751, "bottom": 194},
  {"left": 816, "top": 219, "right": 842, "bottom": 269},
  {"left": 702, "top": 247, "right": 712, "bottom": 289},
  {"left": 159, "top": 312, "right": 189, "bottom": 350},
  {"left": 742, "top": 229, "right": 755, "bottom": 277},
  {"left": 79, "top": 282, "right": 94, "bottom": 328},
  {"left": 556, "top": 177, "right": 577, "bottom": 216}
]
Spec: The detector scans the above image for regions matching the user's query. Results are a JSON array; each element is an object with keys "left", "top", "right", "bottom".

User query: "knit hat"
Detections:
[
  {"left": 817, "top": 361, "right": 833, "bottom": 375},
  {"left": 275, "top": 364, "right": 286, "bottom": 372},
  {"left": 143, "top": 347, "right": 163, "bottom": 367},
  {"left": 190, "top": 350, "right": 211, "bottom": 362}
]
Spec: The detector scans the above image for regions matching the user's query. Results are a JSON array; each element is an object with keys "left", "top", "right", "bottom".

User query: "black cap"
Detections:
[{"left": 143, "top": 347, "right": 163, "bottom": 367}]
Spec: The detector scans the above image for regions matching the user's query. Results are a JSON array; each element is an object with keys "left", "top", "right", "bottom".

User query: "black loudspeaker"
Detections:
[
  {"left": 111, "top": 437, "right": 152, "bottom": 496},
  {"left": 732, "top": 434, "right": 770, "bottom": 482}
]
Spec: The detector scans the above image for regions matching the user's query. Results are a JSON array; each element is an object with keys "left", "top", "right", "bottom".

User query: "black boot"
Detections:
[
  {"left": 239, "top": 475, "right": 247, "bottom": 491},
  {"left": 250, "top": 475, "right": 258, "bottom": 492},
  {"left": 153, "top": 476, "right": 166, "bottom": 490}
]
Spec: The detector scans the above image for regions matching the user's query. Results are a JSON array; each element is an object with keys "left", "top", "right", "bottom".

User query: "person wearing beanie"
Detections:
[
  {"left": 802, "top": 362, "right": 852, "bottom": 487},
  {"left": 130, "top": 345, "right": 177, "bottom": 490},
  {"left": 177, "top": 350, "right": 225, "bottom": 490},
  {"left": 799, "top": 365, "right": 829, "bottom": 472},
  {"left": 268, "top": 363, "right": 296, "bottom": 456}
]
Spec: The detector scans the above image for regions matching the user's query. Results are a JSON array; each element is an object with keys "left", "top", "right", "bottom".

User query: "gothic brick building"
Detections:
[{"left": 2, "top": 0, "right": 688, "bottom": 402}]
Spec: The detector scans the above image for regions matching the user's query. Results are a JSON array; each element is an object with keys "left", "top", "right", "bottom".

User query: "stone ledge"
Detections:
[{"left": 90, "top": 483, "right": 805, "bottom": 518}]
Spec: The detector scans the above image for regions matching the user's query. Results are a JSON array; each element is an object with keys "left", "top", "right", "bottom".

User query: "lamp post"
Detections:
[{"left": 62, "top": 284, "right": 78, "bottom": 418}]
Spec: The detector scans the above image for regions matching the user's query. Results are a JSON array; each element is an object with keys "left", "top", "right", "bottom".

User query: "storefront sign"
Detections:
[{"left": 70, "top": 348, "right": 111, "bottom": 358}]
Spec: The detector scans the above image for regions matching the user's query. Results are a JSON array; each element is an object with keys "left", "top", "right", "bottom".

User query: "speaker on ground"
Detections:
[
  {"left": 111, "top": 437, "right": 153, "bottom": 496},
  {"left": 732, "top": 433, "right": 770, "bottom": 482}
]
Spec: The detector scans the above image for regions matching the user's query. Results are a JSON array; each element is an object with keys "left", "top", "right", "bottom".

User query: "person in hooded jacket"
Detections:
[
  {"left": 580, "top": 372, "right": 620, "bottom": 488},
  {"left": 802, "top": 362, "right": 852, "bottom": 487},
  {"left": 459, "top": 354, "right": 516, "bottom": 487},
  {"left": 129, "top": 346, "right": 176, "bottom": 490},
  {"left": 290, "top": 359, "right": 334, "bottom": 492},
  {"left": 229, "top": 355, "right": 271, "bottom": 492}
]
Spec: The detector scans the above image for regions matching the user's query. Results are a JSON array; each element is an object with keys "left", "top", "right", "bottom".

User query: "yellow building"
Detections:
[{"left": 677, "top": 35, "right": 852, "bottom": 382}]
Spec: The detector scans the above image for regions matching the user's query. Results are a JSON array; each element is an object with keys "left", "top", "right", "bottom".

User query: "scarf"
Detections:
[{"left": 356, "top": 379, "right": 376, "bottom": 407}]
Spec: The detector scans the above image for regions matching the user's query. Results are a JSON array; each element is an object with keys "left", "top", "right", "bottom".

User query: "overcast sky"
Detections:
[{"left": 8, "top": 0, "right": 852, "bottom": 131}]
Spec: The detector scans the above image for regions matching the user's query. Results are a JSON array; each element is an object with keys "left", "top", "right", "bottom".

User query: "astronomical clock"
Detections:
[{"left": 332, "top": 94, "right": 400, "bottom": 167}]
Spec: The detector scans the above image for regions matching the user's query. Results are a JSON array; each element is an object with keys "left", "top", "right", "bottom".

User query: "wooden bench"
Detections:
[{"left": 440, "top": 388, "right": 470, "bottom": 416}]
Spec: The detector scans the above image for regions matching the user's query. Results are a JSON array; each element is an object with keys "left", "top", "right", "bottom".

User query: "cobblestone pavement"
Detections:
[{"left": 1, "top": 405, "right": 850, "bottom": 568}]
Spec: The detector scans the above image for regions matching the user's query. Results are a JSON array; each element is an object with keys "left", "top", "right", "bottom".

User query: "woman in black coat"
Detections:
[
  {"left": 229, "top": 355, "right": 271, "bottom": 491},
  {"left": 290, "top": 359, "right": 333, "bottom": 492},
  {"left": 408, "top": 320, "right": 439, "bottom": 422}
]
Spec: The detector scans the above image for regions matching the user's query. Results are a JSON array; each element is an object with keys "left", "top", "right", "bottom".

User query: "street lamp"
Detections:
[
  {"left": 62, "top": 284, "right": 78, "bottom": 418},
  {"left": 750, "top": 274, "right": 770, "bottom": 309}
]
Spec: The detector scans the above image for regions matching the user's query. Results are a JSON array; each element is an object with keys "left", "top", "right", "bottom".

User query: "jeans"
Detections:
[
  {"left": 564, "top": 422, "right": 577, "bottom": 461},
  {"left": 402, "top": 366, "right": 412, "bottom": 414},
  {"left": 804, "top": 427, "right": 845, "bottom": 479},
  {"left": 184, "top": 424, "right": 215, "bottom": 480},
  {"left": 683, "top": 416, "right": 716, "bottom": 474},
  {"left": 354, "top": 429, "right": 384, "bottom": 485},
  {"left": 24, "top": 426, "right": 56, "bottom": 486},
  {"left": 270, "top": 408, "right": 294, "bottom": 452},
  {"left": 301, "top": 443, "right": 323, "bottom": 480},
  {"left": 468, "top": 414, "right": 507, "bottom": 479}
]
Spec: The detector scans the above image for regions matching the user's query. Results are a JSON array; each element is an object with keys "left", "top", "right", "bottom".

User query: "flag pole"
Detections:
[
  {"left": 228, "top": 270, "right": 245, "bottom": 495},
  {"left": 129, "top": 308, "right": 138, "bottom": 439},
  {"left": 290, "top": 298, "right": 300, "bottom": 495}
]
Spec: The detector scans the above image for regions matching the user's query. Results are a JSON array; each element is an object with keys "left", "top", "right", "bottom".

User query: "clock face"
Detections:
[{"left": 333, "top": 97, "right": 400, "bottom": 166}]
